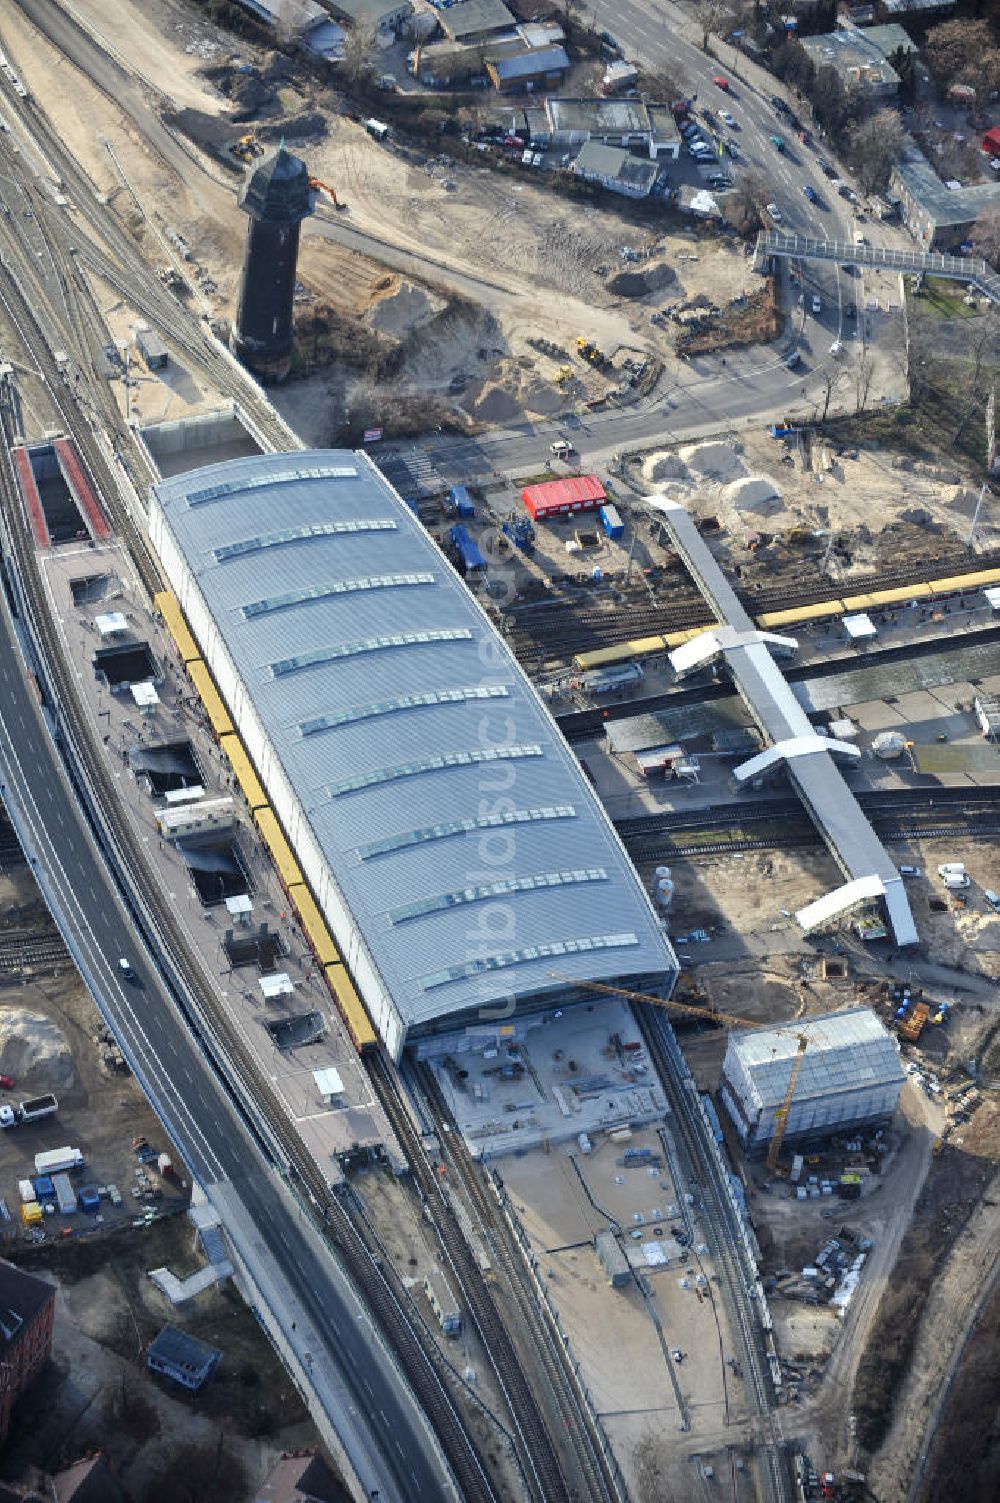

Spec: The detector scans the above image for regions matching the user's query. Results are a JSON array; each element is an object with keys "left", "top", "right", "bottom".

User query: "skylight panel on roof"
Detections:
[
  {"left": 243, "top": 573, "right": 434, "bottom": 619},
  {"left": 215, "top": 518, "right": 396, "bottom": 562},
  {"left": 299, "top": 685, "right": 509, "bottom": 736},
  {"left": 356, "top": 804, "right": 577, "bottom": 859},
  {"left": 389, "top": 868, "right": 608, "bottom": 924},
  {"left": 270, "top": 628, "right": 473, "bottom": 678},
  {"left": 327, "top": 744, "right": 543, "bottom": 797},
  {"left": 420, "top": 931, "right": 639, "bottom": 990},
  {"left": 187, "top": 463, "right": 357, "bottom": 505}
]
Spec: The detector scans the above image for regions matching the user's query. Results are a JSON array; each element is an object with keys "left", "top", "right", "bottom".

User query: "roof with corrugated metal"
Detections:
[
  {"left": 153, "top": 451, "right": 675, "bottom": 1034},
  {"left": 725, "top": 1007, "right": 904, "bottom": 1112},
  {"left": 521, "top": 475, "right": 606, "bottom": 509}
]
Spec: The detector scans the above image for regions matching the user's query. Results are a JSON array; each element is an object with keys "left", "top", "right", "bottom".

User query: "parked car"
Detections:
[
  {"left": 803, "top": 183, "right": 819, "bottom": 203},
  {"left": 785, "top": 351, "right": 802, "bottom": 368},
  {"left": 898, "top": 865, "right": 921, "bottom": 878},
  {"left": 712, "top": 75, "right": 729, "bottom": 90},
  {"left": 771, "top": 96, "right": 789, "bottom": 114},
  {"left": 811, "top": 295, "right": 822, "bottom": 313},
  {"left": 770, "top": 134, "right": 786, "bottom": 153},
  {"left": 984, "top": 889, "right": 1000, "bottom": 911},
  {"left": 766, "top": 202, "right": 782, "bottom": 222},
  {"left": 725, "top": 139, "right": 739, "bottom": 158},
  {"left": 719, "top": 109, "right": 735, "bottom": 126},
  {"left": 0, "top": 1075, "right": 14, "bottom": 1090}
]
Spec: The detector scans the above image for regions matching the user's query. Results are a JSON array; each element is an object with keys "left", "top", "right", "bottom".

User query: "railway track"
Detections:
[
  {"left": 617, "top": 788, "right": 1000, "bottom": 858},
  {"left": 504, "top": 547, "right": 1000, "bottom": 660},
  {"left": 0, "top": 297, "right": 498, "bottom": 1503},
  {"left": 637, "top": 1010, "right": 790, "bottom": 1503},
  {"left": 0, "top": 932, "right": 67, "bottom": 972},
  {"left": 368, "top": 1051, "right": 603, "bottom": 1503}
]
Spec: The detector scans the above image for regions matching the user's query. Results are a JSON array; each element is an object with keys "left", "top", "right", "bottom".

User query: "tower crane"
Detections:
[{"left": 548, "top": 973, "right": 809, "bottom": 1172}]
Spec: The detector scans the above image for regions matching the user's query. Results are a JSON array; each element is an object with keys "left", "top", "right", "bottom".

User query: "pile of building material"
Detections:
[
  {"left": 723, "top": 475, "right": 782, "bottom": 512},
  {"left": 679, "top": 440, "right": 745, "bottom": 481},
  {"left": 641, "top": 450, "right": 689, "bottom": 483}
]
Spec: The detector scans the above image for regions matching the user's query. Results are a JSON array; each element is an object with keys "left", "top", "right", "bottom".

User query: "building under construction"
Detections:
[{"left": 719, "top": 1007, "right": 904, "bottom": 1155}]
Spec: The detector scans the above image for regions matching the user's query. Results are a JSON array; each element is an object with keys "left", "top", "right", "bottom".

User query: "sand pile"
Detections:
[
  {"left": 0, "top": 1008, "right": 75, "bottom": 1088},
  {"left": 680, "top": 441, "right": 745, "bottom": 481},
  {"left": 724, "top": 476, "right": 782, "bottom": 512},
  {"left": 366, "top": 279, "right": 444, "bottom": 337},
  {"left": 470, "top": 383, "right": 523, "bottom": 423},
  {"left": 641, "top": 451, "right": 689, "bottom": 484},
  {"left": 522, "top": 381, "right": 566, "bottom": 416},
  {"left": 608, "top": 261, "right": 677, "bottom": 299}
]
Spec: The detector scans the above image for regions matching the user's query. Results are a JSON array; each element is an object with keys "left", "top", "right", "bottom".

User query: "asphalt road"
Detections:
[{"left": 0, "top": 584, "right": 452, "bottom": 1503}]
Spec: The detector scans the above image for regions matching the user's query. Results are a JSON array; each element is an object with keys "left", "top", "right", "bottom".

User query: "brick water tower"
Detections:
[{"left": 231, "top": 143, "right": 314, "bottom": 383}]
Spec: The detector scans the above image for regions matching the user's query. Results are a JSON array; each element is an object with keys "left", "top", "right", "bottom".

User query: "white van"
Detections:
[{"left": 943, "top": 872, "right": 970, "bottom": 891}]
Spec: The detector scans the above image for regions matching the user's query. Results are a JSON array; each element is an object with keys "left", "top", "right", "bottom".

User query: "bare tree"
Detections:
[
  {"left": 696, "top": 0, "right": 732, "bottom": 52},
  {"left": 853, "top": 351, "right": 875, "bottom": 414},
  {"left": 817, "top": 362, "right": 849, "bottom": 423},
  {"left": 971, "top": 208, "right": 1000, "bottom": 272},
  {"left": 729, "top": 170, "right": 771, "bottom": 236},
  {"left": 641, "top": 61, "right": 688, "bottom": 105},
  {"left": 848, "top": 109, "right": 905, "bottom": 196},
  {"left": 341, "top": 23, "right": 378, "bottom": 88}
]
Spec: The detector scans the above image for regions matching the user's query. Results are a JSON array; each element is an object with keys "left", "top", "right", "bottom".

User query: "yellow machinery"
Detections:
[
  {"left": 550, "top": 973, "right": 808, "bottom": 1172},
  {"left": 230, "top": 133, "right": 263, "bottom": 162}
]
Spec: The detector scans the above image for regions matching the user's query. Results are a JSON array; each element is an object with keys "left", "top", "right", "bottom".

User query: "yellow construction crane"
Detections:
[{"left": 548, "top": 973, "right": 809, "bottom": 1172}]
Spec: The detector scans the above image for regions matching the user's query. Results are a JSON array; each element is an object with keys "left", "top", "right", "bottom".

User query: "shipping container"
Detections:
[
  {"left": 448, "top": 485, "right": 475, "bottom": 518},
  {"left": 447, "top": 525, "right": 487, "bottom": 573},
  {"left": 78, "top": 1184, "right": 101, "bottom": 1212},
  {"left": 21, "top": 1201, "right": 42, "bottom": 1226},
  {"left": 423, "top": 1269, "right": 462, "bottom": 1334},
  {"left": 52, "top": 1173, "right": 77, "bottom": 1214},
  {"left": 599, "top": 503, "right": 624, "bottom": 540}
]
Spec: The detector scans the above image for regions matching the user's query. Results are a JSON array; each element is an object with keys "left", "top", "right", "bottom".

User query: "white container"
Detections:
[{"left": 18, "top": 1179, "right": 35, "bottom": 1204}]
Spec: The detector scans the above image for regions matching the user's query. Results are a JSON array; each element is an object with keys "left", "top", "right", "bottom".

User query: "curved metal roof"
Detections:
[{"left": 152, "top": 451, "right": 675, "bottom": 1036}]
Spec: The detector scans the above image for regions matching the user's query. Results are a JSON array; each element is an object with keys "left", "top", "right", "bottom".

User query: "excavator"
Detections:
[
  {"left": 310, "top": 177, "right": 348, "bottom": 211},
  {"left": 550, "top": 973, "right": 809, "bottom": 1173}
]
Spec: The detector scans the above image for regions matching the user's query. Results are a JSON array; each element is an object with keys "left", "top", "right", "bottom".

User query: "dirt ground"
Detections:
[
  {"left": 637, "top": 427, "right": 996, "bottom": 563},
  {"left": 0, "top": 0, "right": 761, "bottom": 438},
  {"left": 0, "top": 865, "right": 189, "bottom": 1232},
  {"left": 1, "top": 1214, "right": 321, "bottom": 1502}
]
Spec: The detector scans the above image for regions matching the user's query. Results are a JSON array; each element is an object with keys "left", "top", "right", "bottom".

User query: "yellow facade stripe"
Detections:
[
  {"left": 155, "top": 590, "right": 200, "bottom": 664},
  {"left": 220, "top": 734, "right": 268, "bottom": 811},
  {"left": 187, "top": 660, "right": 234, "bottom": 737},
  {"left": 325, "top": 961, "right": 376, "bottom": 1050},
  {"left": 254, "top": 806, "right": 303, "bottom": 889},
  {"left": 289, "top": 883, "right": 340, "bottom": 969}
]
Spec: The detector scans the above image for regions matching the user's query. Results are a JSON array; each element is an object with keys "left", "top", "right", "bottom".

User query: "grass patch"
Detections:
[{"left": 913, "top": 280, "right": 979, "bottom": 320}]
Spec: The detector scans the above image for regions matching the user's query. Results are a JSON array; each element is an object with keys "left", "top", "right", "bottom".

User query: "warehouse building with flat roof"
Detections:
[
  {"left": 150, "top": 452, "right": 677, "bottom": 1059},
  {"left": 720, "top": 1007, "right": 904, "bottom": 1154}
]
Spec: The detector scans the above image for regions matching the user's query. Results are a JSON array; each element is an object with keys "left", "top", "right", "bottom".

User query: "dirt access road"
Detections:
[{"left": 796, "top": 1080, "right": 941, "bottom": 1469}]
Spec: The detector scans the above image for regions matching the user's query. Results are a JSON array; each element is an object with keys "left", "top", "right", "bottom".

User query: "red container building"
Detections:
[{"left": 521, "top": 475, "right": 606, "bottom": 521}]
